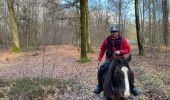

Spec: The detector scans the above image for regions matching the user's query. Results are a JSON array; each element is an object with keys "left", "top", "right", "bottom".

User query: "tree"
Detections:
[
  {"left": 140, "top": 0, "right": 145, "bottom": 47},
  {"left": 119, "top": 0, "right": 122, "bottom": 32},
  {"left": 74, "top": 2, "right": 80, "bottom": 50},
  {"left": 7, "top": 0, "right": 20, "bottom": 52},
  {"left": 80, "top": 0, "right": 88, "bottom": 61},
  {"left": 162, "top": 0, "right": 169, "bottom": 46},
  {"left": 135, "top": 0, "right": 144, "bottom": 56},
  {"left": 85, "top": 0, "right": 93, "bottom": 53}
]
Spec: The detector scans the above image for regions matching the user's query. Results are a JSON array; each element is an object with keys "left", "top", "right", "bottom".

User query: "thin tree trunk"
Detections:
[
  {"left": 119, "top": 0, "right": 122, "bottom": 33},
  {"left": 162, "top": 0, "right": 169, "bottom": 46},
  {"left": 7, "top": 0, "right": 20, "bottom": 52},
  {"left": 148, "top": 0, "right": 152, "bottom": 46},
  {"left": 141, "top": 0, "right": 145, "bottom": 47},
  {"left": 75, "top": 3, "right": 80, "bottom": 51},
  {"left": 86, "top": 0, "right": 93, "bottom": 53},
  {"left": 135, "top": 0, "right": 144, "bottom": 56},
  {"left": 152, "top": 0, "right": 156, "bottom": 46}
]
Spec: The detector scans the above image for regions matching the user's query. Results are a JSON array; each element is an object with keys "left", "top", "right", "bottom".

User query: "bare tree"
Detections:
[
  {"left": 80, "top": 0, "right": 88, "bottom": 60},
  {"left": 7, "top": 0, "right": 20, "bottom": 52},
  {"left": 140, "top": 0, "right": 145, "bottom": 47},
  {"left": 85, "top": 0, "right": 93, "bottom": 53},
  {"left": 135, "top": 0, "right": 144, "bottom": 55},
  {"left": 162, "top": 0, "right": 169, "bottom": 46}
]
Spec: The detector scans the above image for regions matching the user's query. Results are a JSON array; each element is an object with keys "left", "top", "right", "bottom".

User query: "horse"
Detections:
[{"left": 103, "top": 54, "right": 134, "bottom": 100}]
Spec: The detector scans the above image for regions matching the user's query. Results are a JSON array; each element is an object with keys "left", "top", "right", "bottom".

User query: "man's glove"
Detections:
[{"left": 115, "top": 50, "right": 120, "bottom": 55}]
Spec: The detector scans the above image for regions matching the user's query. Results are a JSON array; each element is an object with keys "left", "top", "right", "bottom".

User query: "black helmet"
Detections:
[{"left": 110, "top": 25, "right": 119, "bottom": 33}]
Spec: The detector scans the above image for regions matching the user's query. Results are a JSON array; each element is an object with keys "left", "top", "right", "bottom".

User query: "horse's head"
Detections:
[{"left": 103, "top": 55, "right": 132, "bottom": 100}]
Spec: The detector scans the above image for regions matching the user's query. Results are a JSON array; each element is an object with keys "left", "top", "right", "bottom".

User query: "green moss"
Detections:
[
  {"left": 12, "top": 44, "right": 20, "bottom": 53},
  {"left": 79, "top": 57, "right": 90, "bottom": 62}
]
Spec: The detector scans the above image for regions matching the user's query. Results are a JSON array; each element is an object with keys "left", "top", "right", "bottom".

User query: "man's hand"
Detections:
[
  {"left": 115, "top": 50, "right": 120, "bottom": 55},
  {"left": 98, "top": 61, "right": 100, "bottom": 66},
  {"left": 98, "top": 61, "right": 101, "bottom": 69}
]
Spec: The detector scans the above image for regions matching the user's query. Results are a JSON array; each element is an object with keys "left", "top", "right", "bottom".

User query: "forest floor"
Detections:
[{"left": 0, "top": 45, "right": 170, "bottom": 100}]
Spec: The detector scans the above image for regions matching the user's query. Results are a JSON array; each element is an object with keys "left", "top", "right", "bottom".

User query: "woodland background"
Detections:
[{"left": 0, "top": 0, "right": 170, "bottom": 100}]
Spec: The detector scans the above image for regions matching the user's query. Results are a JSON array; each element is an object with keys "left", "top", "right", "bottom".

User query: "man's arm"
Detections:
[
  {"left": 119, "top": 38, "right": 130, "bottom": 55},
  {"left": 98, "top": 38, "right": 107, "bottom": 62}
]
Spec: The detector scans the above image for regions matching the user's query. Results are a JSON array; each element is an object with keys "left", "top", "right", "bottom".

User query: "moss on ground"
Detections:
[{"left": 12, "top": 44, "right": 20, "bottom": 53}]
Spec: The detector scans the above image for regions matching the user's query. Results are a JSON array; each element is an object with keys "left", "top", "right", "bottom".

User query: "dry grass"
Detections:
[{"left": 0, "top": 45, "right": 169, "bottom": 100}]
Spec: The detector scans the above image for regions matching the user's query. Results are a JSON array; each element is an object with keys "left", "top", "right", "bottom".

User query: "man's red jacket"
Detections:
[{"left": 98, "top": 35, "right": 130, "bottom": 62}]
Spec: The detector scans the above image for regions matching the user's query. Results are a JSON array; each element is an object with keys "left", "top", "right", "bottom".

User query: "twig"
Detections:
[
  {"left": 42, "top": 41, "right": 46, "bottom": 77},
  {"left": 164, "top": 45, "right": 168, "bottom": 67}
]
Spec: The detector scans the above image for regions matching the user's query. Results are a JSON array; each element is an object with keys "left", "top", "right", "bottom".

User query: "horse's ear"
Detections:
[{"left": 124, "top": 54, "right": 131, "bottom": 62}]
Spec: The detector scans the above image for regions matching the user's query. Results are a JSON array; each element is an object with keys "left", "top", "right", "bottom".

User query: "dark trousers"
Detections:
[{"left": 97, "top": 60, "right": 111, "bottom": 89}]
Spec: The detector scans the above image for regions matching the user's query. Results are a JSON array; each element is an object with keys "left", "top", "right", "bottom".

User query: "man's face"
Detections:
[{"left": 111, "top": 31, "right": 119, "bottom": 39}]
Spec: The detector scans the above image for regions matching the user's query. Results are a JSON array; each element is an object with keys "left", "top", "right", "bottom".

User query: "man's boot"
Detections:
[
  {"left": 94, "top": 84, "right": 102, "bottom": 94},
  {"left": 132, "top": 87, "right": 139, "bottom": 96},
  {"left": 94, "top": 61, "right": 110, "bottom": 94},
  {"left": 94, "top": 64, "right": 106, "bottom": 94}
]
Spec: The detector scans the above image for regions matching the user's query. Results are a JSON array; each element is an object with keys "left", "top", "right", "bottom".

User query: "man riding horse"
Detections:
[{"left": 94, "top": 25, "right": 139, "bottom": 96}]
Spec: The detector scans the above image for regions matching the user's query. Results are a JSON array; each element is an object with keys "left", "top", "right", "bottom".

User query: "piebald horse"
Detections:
[{"left": 103, "top": 55, "right": 134, "bottom": 100}]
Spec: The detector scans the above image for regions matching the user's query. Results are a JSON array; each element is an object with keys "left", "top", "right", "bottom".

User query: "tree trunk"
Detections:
[
  {"left": 7, "top": 0, "right": 20, "bottom": 52},
  {"left": 148, "top": 0, "right": 152, "bottom": 46},
  {"left": 85, "top": 0, "right": 93, "bottom": 53},
  {"left": 80, "top": 0, "right": 88, "bottom": 60},
  {"left": 119, "top": 0, "right": 122, "bottom": 27},
  {"left": 75, "top": 3, "right": 80, "bottom": 51},
  {"left": 135, "top": 0, "right": 144, "bottom": 56},
  {"left": 141, "top": 0, "right": 145, "bottom": 46},
  {"left": 152, "top": 0, "right": 156, "bottom": 46},
  {"left": 162, "top": 0, "right": 169, "bottom": 46}
]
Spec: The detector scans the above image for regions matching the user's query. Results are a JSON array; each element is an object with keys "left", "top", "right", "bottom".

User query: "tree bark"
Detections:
[
  {"left": 80, "top": 0, "right": 88, "bottom": 60},
  {"left": 152, "top": 0, "right": 156, "bottom": 46},
  {"left": 85, "top": 0, "right": 93, "bottom": 53},
  {"left": 162, "top": 0, "right": 169, "bottom": 46},
  {"left": 119, "top": 0, "right": 122, "bottom": 34},
  {"left": 135, "top": 0, "right": 144, "bottom": 56},
  {"left": 75, "top": 3, "right": 80, "bottom": 50},
  {"left": 148, "top": 0, "right": 152, "bottom": 46},
  {"left": 141, "top": 0, "right": 145, "bottom": 46}
]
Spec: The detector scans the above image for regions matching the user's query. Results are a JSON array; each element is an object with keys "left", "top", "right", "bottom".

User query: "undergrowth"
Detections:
[
  {"left": 0, "top": 77, "right": 82, "bottom": 100},
  {"left": 133, "top": 66, "right": 170, "bottom": 99}
]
